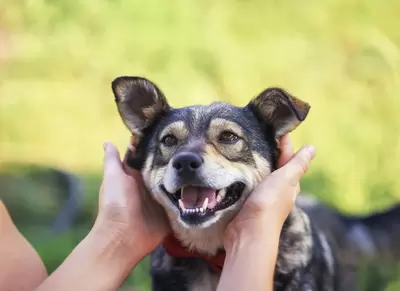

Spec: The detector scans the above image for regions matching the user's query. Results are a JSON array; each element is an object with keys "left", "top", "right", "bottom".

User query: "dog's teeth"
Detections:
[
  {"left": 216, "top": 189, "right": 226, "bottom": 203},
  {"left": 178, "top": 199, "right": 186, "bottom": 211},
  {"left": 200, "top": 207, "right": 204, "bottom": 212},
  {"left": 202, "top": 197, "right": 209, "bottom": 210},
  {"left": 180, "top": 187, "right": 184, "bottom": 197},
  {"left": 195, "top": 208, "right": 199, "bottom": 213}
]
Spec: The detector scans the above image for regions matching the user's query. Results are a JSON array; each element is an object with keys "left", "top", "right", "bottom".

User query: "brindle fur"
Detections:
[{"left": 112, "top": 76, "right": 400, "bottom": 291}]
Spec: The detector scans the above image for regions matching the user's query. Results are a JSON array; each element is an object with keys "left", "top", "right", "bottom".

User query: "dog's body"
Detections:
[
  {"left": 149, "top": 198, "right": 400, "bottom": 291},
  {"left": 111, "top": 76, "right": 400, "bottom": 291}
]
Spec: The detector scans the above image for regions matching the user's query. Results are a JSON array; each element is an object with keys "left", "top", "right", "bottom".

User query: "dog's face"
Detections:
[{"left": 112, "top": 77, "right": 310, "bottom": 229}]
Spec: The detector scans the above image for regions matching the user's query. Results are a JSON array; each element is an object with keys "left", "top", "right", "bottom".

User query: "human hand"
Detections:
[
  {"left": 34, "top": 141, "right": 171, "bottom": 291},
  {"left": 224, "top": 135, "right": 316, "bottom": 248},
  {"left": 92, "top": 140, "right": 171, "bottom": 262}
]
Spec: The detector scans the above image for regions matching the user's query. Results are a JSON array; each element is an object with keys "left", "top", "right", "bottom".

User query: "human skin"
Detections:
[
  {"left": 0, "top": 135, "right": 315, "bottom": 291},
  {"left": 0, "top": 202, "right": 48, "bottom": 291}
]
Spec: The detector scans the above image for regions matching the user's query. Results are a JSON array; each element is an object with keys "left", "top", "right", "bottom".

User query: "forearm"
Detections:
[
  {"left": 0, "top": 202, "right": 48, "bottom": 291},
  {"left": 36, "top": 227, "right": 140, "bottom": 291},
  {"left": 217, "top": 226, "right": 281, "bottom": 291}
]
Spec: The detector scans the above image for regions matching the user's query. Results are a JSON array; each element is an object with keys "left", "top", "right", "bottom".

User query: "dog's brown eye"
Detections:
[
  {"left": 161, "top": 134, "right": 178, "bottom": 147},
  {"left": 218, "top": 131, "right": 239, "bottom": 144}
]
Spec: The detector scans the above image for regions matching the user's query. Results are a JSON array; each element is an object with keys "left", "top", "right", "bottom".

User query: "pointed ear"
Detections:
[
  {"left": 111, "top": 76, "right": 170, "bottom": 137},
  {"left": 247, "top": 87, "right": 310, "bottom": 137}
]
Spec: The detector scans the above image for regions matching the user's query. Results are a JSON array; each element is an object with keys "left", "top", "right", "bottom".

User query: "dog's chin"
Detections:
[{"left": 161, "top": 182, "right": 246, "bottom": 227}]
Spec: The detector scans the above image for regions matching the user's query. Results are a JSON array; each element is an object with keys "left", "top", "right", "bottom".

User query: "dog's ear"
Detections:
[
  {"left": 112, "top": 76, "right": 170, "bottom": 137},
  {"left": 247, "top": 87, "right": 310, "bottom": 137}
]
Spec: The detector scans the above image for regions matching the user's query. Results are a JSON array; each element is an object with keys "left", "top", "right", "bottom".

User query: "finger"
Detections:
[
  {"left": 103, "top": 141, "right": 124, "bottom": 177},
  {"left": 277, "top": 134, "right": 295, "bottom": 168},
  {"left": 280, "top": 145, "right": 316, "bottom": 186}
]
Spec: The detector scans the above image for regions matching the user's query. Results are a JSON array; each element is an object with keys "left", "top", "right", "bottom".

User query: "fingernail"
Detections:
[
  {"left": 127, "top": 143, "right": 134, "bottom": 151},
  {"left": 306, "top": 145, "right": 316, "bottom": 158},
  {"left": 103, "top": 141, "right": 109, "bottom": 151}
]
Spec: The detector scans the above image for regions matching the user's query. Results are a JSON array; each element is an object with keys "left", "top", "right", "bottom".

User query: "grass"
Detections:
[{"left": 1, "top": 0, "right": 400, "bottom": 289}]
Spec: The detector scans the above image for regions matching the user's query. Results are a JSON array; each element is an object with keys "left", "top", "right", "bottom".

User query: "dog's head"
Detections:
[{"left": 112, "top": 76, "right": 310, "bottom": 229}]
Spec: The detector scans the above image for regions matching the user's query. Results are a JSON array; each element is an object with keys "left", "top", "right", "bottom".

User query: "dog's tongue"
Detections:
[{"left": 181, "top": 187, "right": 217, "bottom": 209}]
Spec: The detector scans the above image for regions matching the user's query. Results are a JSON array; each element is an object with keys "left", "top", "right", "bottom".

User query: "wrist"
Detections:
[
  {"left": 226, "top": 226, "right": 280, "bottom": 257},
  {"left": 219, "top": 222, "right": 281, "bottom": 291},
  {"left": 89, "top": 222, "right": 141, "bottom": 265},
  {"left": 35, "top": 225, "right": 139, "bottom": 291},
  {"left": 84, "top": 223, "right": 141, "bottom": 283}
]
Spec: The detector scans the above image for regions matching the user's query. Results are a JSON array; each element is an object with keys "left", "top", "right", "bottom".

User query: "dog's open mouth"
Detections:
[{"left": 162, "top": 182, "right": 245, "bottom": 218}]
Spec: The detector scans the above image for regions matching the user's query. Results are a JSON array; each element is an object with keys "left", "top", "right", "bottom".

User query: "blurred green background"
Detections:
[{"left": 1, "top": 0, "right": 400, "bottom": 290}]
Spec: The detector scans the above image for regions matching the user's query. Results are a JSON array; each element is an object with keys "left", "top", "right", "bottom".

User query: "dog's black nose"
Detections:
[{"left": 172, "top": 152, "right": 203, "bottom": 175}]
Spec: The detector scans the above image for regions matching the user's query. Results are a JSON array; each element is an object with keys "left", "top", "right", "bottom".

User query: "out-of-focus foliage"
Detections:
[{"left": 1, "top": 0, "right": 399, "bottom": 290}]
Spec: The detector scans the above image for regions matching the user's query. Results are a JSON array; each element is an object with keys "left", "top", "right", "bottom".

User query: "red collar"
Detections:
[{"left": 162, "top": 234, "right": 226, "bottom": 273}]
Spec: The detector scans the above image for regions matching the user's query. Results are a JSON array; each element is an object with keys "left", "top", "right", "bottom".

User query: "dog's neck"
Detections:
[
  {"left": 162, "top": 234, "right": 225, "bottom": 272},
  {"left": 168, "top": 211, "right": 233, "bottom": 255},
  {"left": 164, "top": 206, "right": 313, "bottom": 275}
]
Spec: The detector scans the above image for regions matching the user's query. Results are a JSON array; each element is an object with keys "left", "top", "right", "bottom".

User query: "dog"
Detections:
[{"left": 111, "top": 76, "right": 400, "bottom": 291}]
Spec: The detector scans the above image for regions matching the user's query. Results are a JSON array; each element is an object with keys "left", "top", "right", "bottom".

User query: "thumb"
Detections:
[
  {"left": 279, "top": 145, "right": 316, "bottom": 186},
  {"left": 103, "top": 141, "right": 123, "bottom": 178}
]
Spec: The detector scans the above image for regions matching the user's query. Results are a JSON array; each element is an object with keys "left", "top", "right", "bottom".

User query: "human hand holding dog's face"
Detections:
[
  {"left": 223, "top": 135, "right": 316, "bottom": 249},
  {"left": 93, "top": 141, "right": 170, "bottom": 264}
]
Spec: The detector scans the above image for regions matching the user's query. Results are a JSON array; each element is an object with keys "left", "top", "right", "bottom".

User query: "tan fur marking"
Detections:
[
  {"left": 158, "top": 121, "right": 189, "bottom": 158},
  {"left": 207, "top": 119, "right": 246, "bottom": 160},
  {"left": 142, "top": 106, "right": 157, "bottom": 119},
  {"left": 203, "top": 144, "right": 261, "bottom": 190},
  {"left": 160, "top": 121, "right": 189, "bottom": 141},
  {"left": 204, "top": 145, "right": 232, "bottom": 168},
  {"left": 130, "top": 135, "right": 139, "bottom": 147},
  {"left": 208, "top": 118, "right": 244, "bottom": 138},
  {"left": 253, "top": 152, "right": 272, "bottom": 182},
  {"left": 142, "top": 153, "right": 155, "bottom": 187}
]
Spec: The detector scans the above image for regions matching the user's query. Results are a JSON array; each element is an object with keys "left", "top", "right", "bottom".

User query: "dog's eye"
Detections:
[
  {"left": 161, "top": 134, "right": 178, "bottom": 147},
  {"left": 218, "top": 131, "right": 240, "bottom": 144}
]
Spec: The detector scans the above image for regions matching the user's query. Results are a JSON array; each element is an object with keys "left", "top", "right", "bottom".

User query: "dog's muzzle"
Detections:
[{"left": 161, "top": 152, "right": 246, "bottom": 225}]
